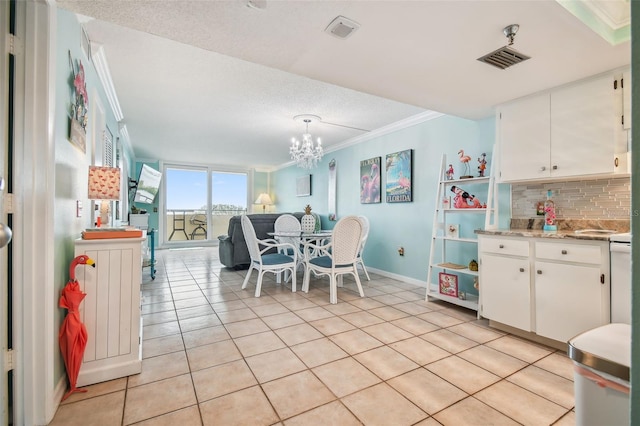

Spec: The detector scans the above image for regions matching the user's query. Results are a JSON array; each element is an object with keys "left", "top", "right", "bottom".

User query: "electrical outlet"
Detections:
[{"left": 76, "top": 200, "right": 83, "bottom": 217}]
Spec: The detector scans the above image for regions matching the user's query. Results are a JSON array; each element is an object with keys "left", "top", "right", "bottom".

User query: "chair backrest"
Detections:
[
  {"left": 241, "top": 215, "right": 261, "bottom": 262},
  {"left": 331, "top": 216, "right": 363, "bottom": 265},
  {"left": 357, "top": 215, "right": 370, "bottom": 252},
  {"left": 274, "top": 214, "right": 302, "bottom": 253},
  {"left": 274, "top": 214, "right": 301, "bottom": 233}
]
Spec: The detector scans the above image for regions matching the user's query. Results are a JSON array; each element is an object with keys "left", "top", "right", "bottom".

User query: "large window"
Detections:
[{"left": 163, "top": 165, "right": 248, "bottom": 244}]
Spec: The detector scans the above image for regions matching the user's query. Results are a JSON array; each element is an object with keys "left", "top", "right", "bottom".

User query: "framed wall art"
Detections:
[
  {"left": 438, "top": 272, "right": 458, "bottom": 298},
  {"left": 296, "top": 174, "right": 312, "bottom": 197},
  {"left": 386, "top": 149, "right": 413, "bottom": 203},
  {"left": 360, "top": 156, "right": 381, "bottom": 204}
]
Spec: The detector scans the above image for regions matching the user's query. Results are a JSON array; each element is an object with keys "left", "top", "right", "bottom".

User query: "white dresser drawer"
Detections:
[
  {"left": 535, "top": 241, "right": 602, "bottom": 264},
  {"left": 480, "top": 236, "right": 529, "bottom": 257}
]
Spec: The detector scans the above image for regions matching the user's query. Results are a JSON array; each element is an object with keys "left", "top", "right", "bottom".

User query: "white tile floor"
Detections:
[{"left": 49, "top": 247, "right": 576, "bottom": 425}]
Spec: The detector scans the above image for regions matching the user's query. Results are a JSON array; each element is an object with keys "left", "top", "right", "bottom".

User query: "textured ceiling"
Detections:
[{"left": 56, "top": 0, "right": 631, "bottom": 169}]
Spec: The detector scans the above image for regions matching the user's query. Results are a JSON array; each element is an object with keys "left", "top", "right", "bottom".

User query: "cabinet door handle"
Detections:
[
  {"left": 561, "top": 250, "right": 567, "bottom": 255},
  {"left": 519, "top": 268, "right": 525, "bottom": 272},
  {"left": 540, "top": 166, "right": 546, "bottom": 171},
  {"left": 601, "top": 274, "right": 605, "bottom": 284},
  {"left": 499, "top": 244, "right": 504, "bottom": 249},
  {"left": 537, "top": 270, "right": 542, "bottom": 274},
  {"left": 552, "top": 165, "right": 558, "bottom": 170}
]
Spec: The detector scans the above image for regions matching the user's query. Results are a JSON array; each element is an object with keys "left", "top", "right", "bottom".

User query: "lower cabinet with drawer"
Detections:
[
  {"left": 478, "top": 235, "right": 610, "bottom": 343},
  {"left": 74, "top": 236, "right": 145, "bottom": 387},
  {"left": 533, "top": 240, "right": 610, "bottom": 342},
  {"left": 478, "top": 237, "right": 531, "bottom": 331}
]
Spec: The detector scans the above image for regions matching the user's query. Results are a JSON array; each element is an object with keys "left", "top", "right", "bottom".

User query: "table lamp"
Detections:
[
  {"left": 254, "top": 193, "right": 273, "bottom": 214},
  {"left": 88, "top": 165, "right": 121, "bottom": 227}
]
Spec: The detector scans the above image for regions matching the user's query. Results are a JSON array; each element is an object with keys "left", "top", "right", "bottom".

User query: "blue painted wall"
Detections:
[
  {"left": 54, "top": 9, "right": 129, "bottom": 387},
  {"left": 272, "top": 114, "right": 508, "bottom": 284}
]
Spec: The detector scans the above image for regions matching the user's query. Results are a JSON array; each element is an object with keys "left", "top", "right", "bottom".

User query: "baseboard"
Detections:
[
  {"left": 365, "top": 266, "right": 426, "bottom": 288},
  {"left": 48, "top": 376, "right": 67, "bottom": 422},
  {"left": 488, "top": 320, "right": 568, "bottom": 352}
]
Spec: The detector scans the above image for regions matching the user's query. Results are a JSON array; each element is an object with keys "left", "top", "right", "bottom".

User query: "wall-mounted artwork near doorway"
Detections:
[
  {"left": 68, "top": 51, "right": 88, "bottom": 153},
  {"left": 386, "top": 149, "right": 413, "bottom": 203},
  {"left": 328, "top": 159, "right": 337, "bottom": 220},
  {"left": 360, "top": 157, "right": 381, "bottom": 204}
]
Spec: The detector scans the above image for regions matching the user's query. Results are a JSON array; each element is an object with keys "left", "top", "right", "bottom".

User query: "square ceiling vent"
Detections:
[
  {"left": 477, "top": 46, "right": 531, "bottom": 70},
  {"left": 325, "top": 16, "right": 360, "bottom": 39}
]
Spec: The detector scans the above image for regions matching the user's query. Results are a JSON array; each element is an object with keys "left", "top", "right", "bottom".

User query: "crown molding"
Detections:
[{"left": 91, "top": 42, "right": 124, "bottom": 121}]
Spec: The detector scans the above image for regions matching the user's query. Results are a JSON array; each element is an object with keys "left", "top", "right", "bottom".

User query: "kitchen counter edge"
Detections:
[{"left": 474, "top": 229, "right": 613, "bottom": 241}]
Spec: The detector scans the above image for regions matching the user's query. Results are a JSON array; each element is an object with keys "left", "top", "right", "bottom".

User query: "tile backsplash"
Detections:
[{"left": 511, "top": 177, "right": 631, "bottom": 220}]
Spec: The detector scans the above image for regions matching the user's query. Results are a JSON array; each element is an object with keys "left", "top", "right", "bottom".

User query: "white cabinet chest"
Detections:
[{"left": 74, "top": 237, "right": 144, "bottom": 387}]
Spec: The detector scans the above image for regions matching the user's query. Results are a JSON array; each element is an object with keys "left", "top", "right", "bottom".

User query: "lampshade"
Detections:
[
  {"left": 254, "top": 193, "right": 273, "bottom": 206},
  {"left": 255, "top": 193, "right": 273, "bottom": 213},
  {"left": 88, "top": 166, "right": 121, "bottom": 200}
]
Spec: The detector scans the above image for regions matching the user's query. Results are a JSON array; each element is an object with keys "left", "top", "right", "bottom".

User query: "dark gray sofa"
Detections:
[{"left": 218, "top": 212, "right": 308, "bottom": 269}]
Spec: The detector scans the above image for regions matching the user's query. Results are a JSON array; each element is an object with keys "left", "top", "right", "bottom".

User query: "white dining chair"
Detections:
[
  {"left": 274, "top": 214, "right": 303, "bottom": 280},
  {"left": 241, "top": 215, "right": 298, "bottom": 297},
  {"left": 302, "top": 215, "right": 364, "bottom": 304},
  {"left": 356, "top": 215, "right": 371, "bottom": 281}
]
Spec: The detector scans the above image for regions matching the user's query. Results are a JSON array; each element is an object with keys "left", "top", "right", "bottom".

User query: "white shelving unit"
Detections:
[{"left": 426, "top": 153, "right": 498, "bottom": 312}]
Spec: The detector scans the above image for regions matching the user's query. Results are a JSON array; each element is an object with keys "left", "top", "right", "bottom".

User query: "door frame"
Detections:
[{"left": 11, "top": 1, "right": 58, "bottom": 424}]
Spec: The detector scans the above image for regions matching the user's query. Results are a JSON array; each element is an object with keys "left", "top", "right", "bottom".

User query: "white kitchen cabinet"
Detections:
[
  {"left": 550, "top": 74, "right": 616, "bottom": 178},
  {"left": 74, "top": 236, "right": 144, "bottom": 387},
  {"left": 497, "top": 70, "right": 628, "bottom": 182},
  {"left": 534, "top": 240, "right": 610, "bottom": 343},
  {"left": 477, "top": 234, "right": 610, "bottom": 344},
  {"left": 478, "top": 236, "right": 531, "bottom": 331},
  {"left": 497, "top": 93, "right": 550, "bottom": 182},
  {"left": 426, "top": 154, "right": 502, "bottom": 312}
]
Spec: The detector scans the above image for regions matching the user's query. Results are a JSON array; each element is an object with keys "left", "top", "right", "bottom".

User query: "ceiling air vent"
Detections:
[
  {"left": 325, "top": 16, "right": 360, "bottom": 39},
  {"left": 478, "top": 24, "right": 530, "bottom": 70}
]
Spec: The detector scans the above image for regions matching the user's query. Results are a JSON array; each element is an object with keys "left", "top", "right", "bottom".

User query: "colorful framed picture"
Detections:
[
  {"left": 360, "top": 157, "right": 381, "bottom": 204},
  {"left": 438, "top": 272, "right": 458, "bottom": 297},
  {"left": 385, "top": 149, "right": 413, "bottom": 203}
]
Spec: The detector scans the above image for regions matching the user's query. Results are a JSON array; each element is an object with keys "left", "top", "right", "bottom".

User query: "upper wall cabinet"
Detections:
[{"left": 497, "top": 69, "right": 629, "bottom": 183}]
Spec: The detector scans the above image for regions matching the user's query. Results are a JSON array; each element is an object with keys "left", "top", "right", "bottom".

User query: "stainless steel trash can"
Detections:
[{"left": 568, "top": 323, "right": 630, "bottom": 426}]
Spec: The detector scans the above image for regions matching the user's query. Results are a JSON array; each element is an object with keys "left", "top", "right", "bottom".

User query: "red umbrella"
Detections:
[{"left": 59, "top": 254, "right": 95, "bottom": 401}]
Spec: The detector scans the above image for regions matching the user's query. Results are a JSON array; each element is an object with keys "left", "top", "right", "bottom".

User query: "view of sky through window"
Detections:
[{"left": 166, "top": 168, "right": 247, "bottom": 210}]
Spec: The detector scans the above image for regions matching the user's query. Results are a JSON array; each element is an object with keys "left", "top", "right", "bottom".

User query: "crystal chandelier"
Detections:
[{"left": 289, "top": 114, "right": 323, "bottom": 169}]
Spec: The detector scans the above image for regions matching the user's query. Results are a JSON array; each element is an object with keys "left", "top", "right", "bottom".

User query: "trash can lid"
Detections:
[{"left": 568, "top": 323, "right": 630, "bottom": 381}]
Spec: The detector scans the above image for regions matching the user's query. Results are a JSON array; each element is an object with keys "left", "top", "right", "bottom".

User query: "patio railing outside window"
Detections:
[{"left": 165, "top": 208, "right": 246, "bottom": 241}]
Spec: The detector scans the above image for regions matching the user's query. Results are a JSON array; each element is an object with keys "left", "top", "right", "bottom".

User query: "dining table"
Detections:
[{"left": 267, "top": 230, "right": 333, "bottom": 262}]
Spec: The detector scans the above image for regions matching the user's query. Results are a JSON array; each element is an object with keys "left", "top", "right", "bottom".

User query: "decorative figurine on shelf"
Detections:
[
  {"left": 451, "top": 186, "right": 485, "bottom": 209},
  {"left": 477, "top": 153, "right": 487, "bottom": 177},
  {"left": 469, "top": 259, "right": 478, "bottom": 271},
  {"left": 446, "top": 164, "right": 455, "bottom": 180},
  {"left": 473, "top": 276, "right": 479, "bottom": 290},
  {"left": 458, "top": 149, "right": 473, "bottom": 179}
]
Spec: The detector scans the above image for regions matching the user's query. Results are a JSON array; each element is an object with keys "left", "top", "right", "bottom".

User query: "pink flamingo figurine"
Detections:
[{"left": 458, "top": 149, "right": 472, "bottom": 176}]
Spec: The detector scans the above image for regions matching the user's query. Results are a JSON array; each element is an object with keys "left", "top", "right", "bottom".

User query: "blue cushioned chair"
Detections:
[{"left": 241, "top": 215, "right": 298, "bottom": 297}]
